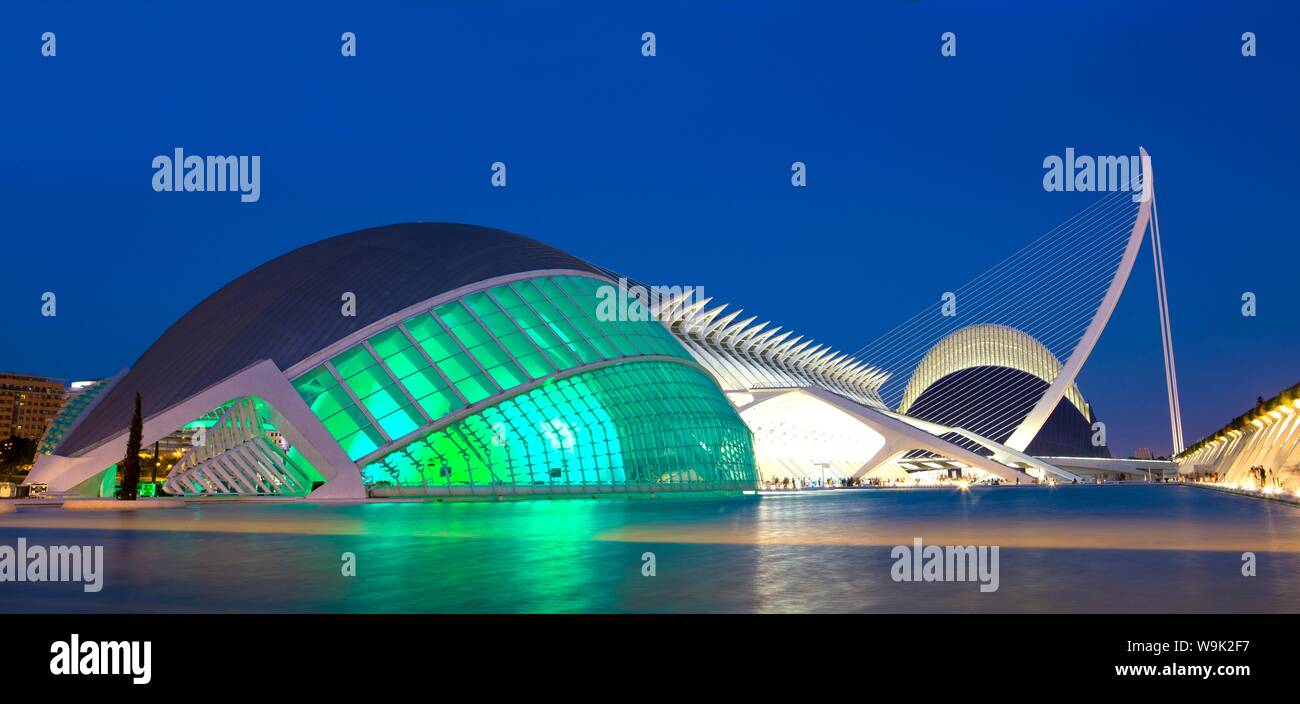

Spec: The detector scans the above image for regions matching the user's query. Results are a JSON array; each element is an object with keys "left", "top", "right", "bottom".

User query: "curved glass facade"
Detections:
[
  {"left": 365, "top": 361, "right": 756, "bottom": 494},
  {"left": 289, "top": 273, "right": 757, "bottom": 495},
  {"left": 292, "top": 274, "right": 693, "bottom": 461}
]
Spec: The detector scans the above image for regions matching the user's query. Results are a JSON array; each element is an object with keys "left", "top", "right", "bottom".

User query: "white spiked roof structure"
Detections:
[{"left": 655, "top": 290, "right": 889, "bottom": 409}]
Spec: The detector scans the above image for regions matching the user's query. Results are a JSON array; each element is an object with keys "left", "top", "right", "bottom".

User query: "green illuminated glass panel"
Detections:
[
  {"left": 403, "top": 313, "right": 443, "bottom": 342},
  {"left": 437, "top": 352, "right": 479, "bottom": 383},
  {"left": 435, "top": 300, "right": 475, "bottom": 327},
  {"left": 308, "top": 386, "right": 352, "bottom": 419},
  {"left": 322, "top": 405, "right": 370, "bottom": 439},
  {"left": 359, "top": 384, "right": 406, "bottom": 419},
  {"left": 293, "top": 366, "right": 337, "bottom": 405},
  {"left": 331, "top": 346, "right": 376, "bottom": 378},
  {"left": 416, "top": 387, "right": 461, "bottom": 419},
  {"left": 509, "top": 349, "right": 553, "bottom": 379},
  {"left": 400, "top": 367, "right": 444, "bottom": 399},
  {"left": 556, "top": 275, "right": 661, "bottom": 358},
  {"left": 464, "top": 292, "right": 519, "bottom": 340},
  {"left": 483, "top": 362, "right": 527, "bottom": 390},
  {"left": 359, "top": 360, "right": 756, "bottom": 493},
  {"left": 466, "top": 339, "right": 512, "bottom": 368},
  {"left": 382, "top": 347, "right": 428, "bottom": 379},
  {"left": 343, "top": 365, "right": 392, "bottom": 399},
  {"left": 455, "top": 373, "right": 496, "bottom": 404},
  {"left": 293, "top": 363, "right": 387, "bottom": 460},
  {"left": 292, "top": 274, "right": 706, "bottom": 467},
  {"left": 520, "top": 288, "right": 608, "bottom": 362},
  {"left": 368, "top": 328, "right": 412, "bottom": 358},
  {"left": 376, "top": 405, "right": 423, "bottom": 439},
  {"left": 339, "top": 425, "right": 384, "bottom": 460},
  {"left": 419, "top": 329, "right": 462, "bottom": 362},
  {"left": 488, "top": 284, "right": 528, "bottom": 310}
]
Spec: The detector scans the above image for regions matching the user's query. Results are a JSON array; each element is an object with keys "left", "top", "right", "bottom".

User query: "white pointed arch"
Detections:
[{"left": 1002, "top": 146, "right": 1153, "bottom": 450}]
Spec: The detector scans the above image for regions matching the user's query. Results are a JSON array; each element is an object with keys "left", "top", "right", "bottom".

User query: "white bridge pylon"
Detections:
[{"left": 1003, "top": 146, "right": 1155, "bottom": 451}]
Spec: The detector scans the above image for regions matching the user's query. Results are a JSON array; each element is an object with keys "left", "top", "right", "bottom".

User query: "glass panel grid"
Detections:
[
  {"left": 292, "top": 274, "right": 707, "bottom": 464},
  {"left": 360, "top": 361, "right": 756, "bottom": 493}
]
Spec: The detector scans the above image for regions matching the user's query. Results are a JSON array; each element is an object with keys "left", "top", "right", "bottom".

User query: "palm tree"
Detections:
[{"left": 119, "top": 393, "right": 143, "bottom": 500}]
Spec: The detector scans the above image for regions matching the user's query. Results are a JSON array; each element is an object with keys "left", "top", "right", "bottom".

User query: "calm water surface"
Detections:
[{"left": 2, "top": 484, "right": 1298, "bottom": 613}]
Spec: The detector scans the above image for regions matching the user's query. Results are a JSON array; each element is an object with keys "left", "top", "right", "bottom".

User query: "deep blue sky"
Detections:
[{"left": 2, "top": 2, "right": 1297, "bottom": 457}]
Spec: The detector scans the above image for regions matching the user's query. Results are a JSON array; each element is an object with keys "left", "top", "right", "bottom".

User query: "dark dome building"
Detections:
[
  {"left": 28, "top": 223, "right": 758, "bottom": 499},
  {"left": 899, "top": 324, "right": 1109, "bottom": 460}
]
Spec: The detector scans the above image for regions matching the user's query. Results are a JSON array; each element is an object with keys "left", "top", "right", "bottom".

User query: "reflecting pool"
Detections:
[{"left": 2, "top": 485, "right": 1298, "bottom": 613}]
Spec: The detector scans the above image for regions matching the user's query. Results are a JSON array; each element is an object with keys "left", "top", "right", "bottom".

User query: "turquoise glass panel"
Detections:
[
  {"left": 359, "top": 361, "right": 756, "bottom": 492},
  {"left": 292, "top": 274, "right": 718, "bottom": 473}
]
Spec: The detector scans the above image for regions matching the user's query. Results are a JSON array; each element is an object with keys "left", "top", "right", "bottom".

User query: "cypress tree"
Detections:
[{"left": 119, "top": 392, "right": 143, "bottom": 500}]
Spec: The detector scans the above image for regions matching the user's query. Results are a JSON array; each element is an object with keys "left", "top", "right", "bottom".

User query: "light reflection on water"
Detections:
[{"left": 2, "top": 485, "right": 1299, "bottom": 613}]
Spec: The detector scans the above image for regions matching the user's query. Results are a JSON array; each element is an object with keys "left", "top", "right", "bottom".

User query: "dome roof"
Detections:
[
  {"left": 57, "top": 222, "right": 601, "bottom": 456},
  {"left": 905, "top": 366, "right": 1108, "bottom": 458}
]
